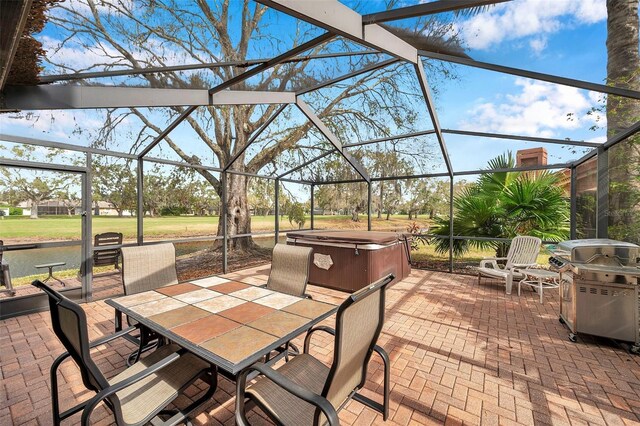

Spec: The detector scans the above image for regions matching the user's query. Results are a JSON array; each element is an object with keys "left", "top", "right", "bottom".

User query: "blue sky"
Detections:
[{"left": 0, "top": 0, "right": 630, "bottom": 177}]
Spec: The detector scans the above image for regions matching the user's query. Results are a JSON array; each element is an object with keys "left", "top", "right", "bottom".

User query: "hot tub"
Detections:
[{"left": 286, "top": 230, "right": 411, "bottom": 292}]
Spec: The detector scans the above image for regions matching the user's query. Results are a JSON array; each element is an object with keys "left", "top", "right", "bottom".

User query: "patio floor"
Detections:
[{"left": 2, "top": 267, "right": 640, "bottom": 426}]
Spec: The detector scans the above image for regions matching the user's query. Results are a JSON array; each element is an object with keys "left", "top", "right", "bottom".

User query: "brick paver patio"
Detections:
[{"left": 2, "top": 267, "right": 640, "bottom": 425}]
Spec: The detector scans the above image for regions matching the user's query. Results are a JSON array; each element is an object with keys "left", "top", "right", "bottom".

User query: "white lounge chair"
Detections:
[{"left": 477, "top": 236, "right": 541, "bottom": 294}]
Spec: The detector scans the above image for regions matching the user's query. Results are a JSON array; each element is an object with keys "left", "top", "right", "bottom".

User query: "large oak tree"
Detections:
[{"left": 46, "top": 0, "right": 454, "bottom": 250}]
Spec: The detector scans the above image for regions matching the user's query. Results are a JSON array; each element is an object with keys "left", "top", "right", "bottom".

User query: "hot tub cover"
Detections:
[{"left": 286, "top": 230, "right": 407, "bottom": 245}]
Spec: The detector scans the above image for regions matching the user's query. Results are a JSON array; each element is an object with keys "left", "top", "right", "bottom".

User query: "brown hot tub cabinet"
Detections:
[{"left": 286, "top": 230, "right": 411, "bottom": 292}]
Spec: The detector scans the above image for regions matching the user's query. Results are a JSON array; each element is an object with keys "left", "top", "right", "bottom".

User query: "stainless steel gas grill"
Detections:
[{"left": 549, "top": 239, "right": 640, "bottom": 352}]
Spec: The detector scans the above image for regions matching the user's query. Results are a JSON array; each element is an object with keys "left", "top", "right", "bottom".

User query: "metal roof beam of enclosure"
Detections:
[
  {"left": 362, "top": 0, "right": 510, "bottom": 24},
  {"left": 207, "top": 32, "right": 333, "bottom": 96},
  {"left": 454, "top": 163, "right": 571, "bottom": 176},
  {"left": 442, "top": 129, "right": 600, "bottom": 148},
  {"left": 143, "top": 156, "right": 222, "bottom": 172},
  {"left": 257, "top": 0, "right": 418, "bottom": 63},
  {"left": 573, "top": 120, "right": 640, "bottom": 167},
  {"left": 572, "top": 147, "right": 598, "bottom": 167},
  {"left": 2, "top": 87, "right": 296, "bottom": 110},
  {"left": 39, "top": 50, "right": 380, "bottom": 83},
  {"left": 372, "top": 172, "right": 450, "bottom": 181},
  {"left": 602, "top": 120, "right": 640, "bottom": 149},
  {"left": 414, "top": 61, "right": 453, "bottom": 176},
  {"left": 420, "top": 51, "right": 640, "bottom": 100},
  {"left": 0, "top": 134, "right": 138, "bottom": 159},
  {"left": 138, "top": 32, "right": 334, "bottom": 159},
  {"left": 278, "top": 129, "right": 439, "bottom": 180},
  {"left": 225, "top": 168, "right": 308, "bottom": 184},
  {"left": 278, "top": 149, "right": 336, "bottom": 179},
  {"left": 297, "top": 58, "right": 400, "bottom": 95},
  {"left": 0, "top": 158, "right": 86, "bottom": 173},
  {"left": 343, "top": 129, "right": 436, "bottom": 148},
  {"left": 223, "top": 104, "right": 287, "bottom": 172},
  {"left": 314, "top": 178, "right": 367, "bottom": 185},
  {"left": 295, "top": 99, "right": 371, "bottom": 182}
]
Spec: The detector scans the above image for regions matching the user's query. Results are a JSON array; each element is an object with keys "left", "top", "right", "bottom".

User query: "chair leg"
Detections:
[
  {"left": 286, "top": 342, "right": 300, "bottom": 361},
  {"left": 539, "top": 278, "right": 543, "bottom": 304},
  {"left": 373, "top": 345, "right": 390, "bottom": 421},
  {"left": 505, "top": 275, "right": 513, "bottom": 295}
]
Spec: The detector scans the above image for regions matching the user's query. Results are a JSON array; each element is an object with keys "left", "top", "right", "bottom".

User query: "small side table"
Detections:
[
  {"left": 35, "top": 262, "right": 67, "bottom": 286},
  {"left": 517, "top": 269, "right": 560, "bottom": 303}
]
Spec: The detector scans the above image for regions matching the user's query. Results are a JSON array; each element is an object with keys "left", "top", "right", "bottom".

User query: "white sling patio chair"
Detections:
[{"left": 477, "top": 236, "right": 541, "bottom": 294}]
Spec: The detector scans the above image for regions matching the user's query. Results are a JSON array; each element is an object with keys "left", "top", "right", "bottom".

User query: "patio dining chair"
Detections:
[
  {"left": 236, "top": 273, "right": 394, "bottom": 426},
  {"left": 264, "top": 243, "right": 313, "bottom": 360},
  {"left": 266, "top": 243, "right": 313, "bottom": 297},
  {"left": 93, "top": 232, "right": 123, "bottom": 272},
  {"left": 0, "top": 240, "right": 15, "bottom": 296},
  {"left": 32, "top": 280, "right": 216, "bottom": 426},
  {"left": 477, "top": 236, "right": 542, "bottom": 294},
  {"left": 118, "top": 243, "right": 179, "bottom": 363}
]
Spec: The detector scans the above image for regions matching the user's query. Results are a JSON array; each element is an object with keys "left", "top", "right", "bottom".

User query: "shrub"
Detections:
[
  {"left": 288, "top": 202, "right": 306, "bottom": 229},
  {"left": 9, "top": 207, "right": 23, "bottom": 216},
  {"left": 160, "top": 206, "right": 188, "bottom": 216}
]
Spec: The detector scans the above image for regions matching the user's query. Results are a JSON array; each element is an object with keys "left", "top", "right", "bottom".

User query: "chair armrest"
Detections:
[
  {"left": 235, "top": 362, "right": 339, "bottom": 426},
  {"left": 81, "top": 349, "right": 185, "bottom": 425},
  {"left": 89, "top": 326, "right": 138, "bottom": 349},
  {"left": 479, "top": 257, "right": 507, "bottom": 269},
  {"left": 511, "top": 263, "right": 538, "bottom": 268},
  {"left": 52, "top": 325, "right": 139, "bottom": 369},
  {"left": 304, "top": 326, "right": 336, "bottom": 354}
]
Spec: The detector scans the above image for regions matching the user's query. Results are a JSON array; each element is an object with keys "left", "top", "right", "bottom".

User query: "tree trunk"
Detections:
[
  {"left": 606, "top": 0, "right": 640, "bottom": 242},
  {"left": 386, "top": 211, "right": 391, "bottom": 220},
  {"left": 30, "top": 199, "right": 38, "bottom": 219},
  {"left": 216, "top": 173, "right": 256, "bottom": 251}
]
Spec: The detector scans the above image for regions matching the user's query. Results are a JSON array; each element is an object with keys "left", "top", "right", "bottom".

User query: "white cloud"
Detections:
[
  {"left": 587, "top": 135, "right": 607, "bottom": 143},
  {"left": 460, "top": 0, "right": 607, "bottom": 50},
  {"left": 459, "top": 78, "right": 606, "bottom": 137},
  {"left": 529, "top": 37, "right": 548, "bottom": 55}
]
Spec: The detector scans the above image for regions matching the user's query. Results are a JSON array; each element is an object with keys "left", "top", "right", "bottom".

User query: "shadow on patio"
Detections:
[{"left": 2, "top": 267, "right": 640, "bottom": 425}]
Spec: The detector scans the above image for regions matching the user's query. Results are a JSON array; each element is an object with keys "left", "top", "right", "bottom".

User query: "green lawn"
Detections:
[{"left": 0, "top": 214, "right": 430, "bottom": 244}]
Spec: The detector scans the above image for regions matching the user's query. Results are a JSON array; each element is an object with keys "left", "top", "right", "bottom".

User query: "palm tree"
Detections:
[
  {"left": 606, "top": 0, "right": 640, "bottom": 243},
  {"left": 431, "top": 153, "right": 569, "bottom": 257}
]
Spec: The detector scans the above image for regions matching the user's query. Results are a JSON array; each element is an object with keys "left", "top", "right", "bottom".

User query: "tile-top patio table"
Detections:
[{"left": 105, "top": 275, "right": 337, "bottom": 375}]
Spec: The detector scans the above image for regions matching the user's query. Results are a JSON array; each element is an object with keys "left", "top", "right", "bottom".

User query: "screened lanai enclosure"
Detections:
[{"left": 0, "top": 0, "right": 639, "bottom": 317}]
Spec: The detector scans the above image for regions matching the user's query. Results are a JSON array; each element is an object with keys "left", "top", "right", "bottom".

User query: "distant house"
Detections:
[
  {"left": 17, "top": 200, "right": 71, "bottom": 216},
  {"left": 15, "top": 200, "right": 133, "bottom": 216},
  {"left": 93, "top": 201, "right": 134, "bottom": 216}
]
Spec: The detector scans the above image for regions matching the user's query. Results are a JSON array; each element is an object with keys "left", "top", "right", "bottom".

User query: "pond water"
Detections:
[
  {"left": 3, "top": 245, "right": 82, "bottom": 278},
  {"left": 3, "top": 235, "right": 280, "bottom": 278}
]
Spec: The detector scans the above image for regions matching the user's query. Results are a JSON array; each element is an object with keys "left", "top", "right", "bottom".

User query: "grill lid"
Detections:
[
  {"left": 557, "top": 239, "right": 639, "bottom": 251},
  {"left": 555, "top": 239, "right": 639, "bottom": 265}
]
